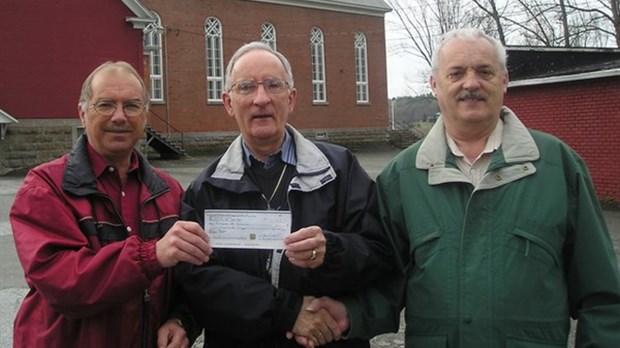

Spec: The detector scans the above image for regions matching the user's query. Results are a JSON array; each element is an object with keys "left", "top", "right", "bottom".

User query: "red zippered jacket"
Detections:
[{"left": 10, "top": 136, "right": 185, "bottom": 348}]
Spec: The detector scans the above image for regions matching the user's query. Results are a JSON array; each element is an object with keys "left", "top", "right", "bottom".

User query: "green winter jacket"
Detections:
[{"left": 345, "top": 107, "right": 620, "bottom": 347}]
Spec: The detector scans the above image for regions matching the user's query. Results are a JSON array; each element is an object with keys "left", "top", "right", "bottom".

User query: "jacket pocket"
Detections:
[
  {"left": 509, "top": 227, "right": 560, "bottom": 269},
  {"left": 410, "top": 230, "right": 443, "bottom": 271},
  {"left": 506, "top": 337, "right": 565, "bottom": 348}
]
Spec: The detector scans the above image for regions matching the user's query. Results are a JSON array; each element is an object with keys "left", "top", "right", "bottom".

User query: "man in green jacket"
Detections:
[{"left": 299, "top": 28, "right": 620, "bottom": 347}]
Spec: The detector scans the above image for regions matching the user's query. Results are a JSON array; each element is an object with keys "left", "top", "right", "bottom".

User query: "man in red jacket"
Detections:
[{"left": 10, "top": 61, "right": 212, "bottom": 348}]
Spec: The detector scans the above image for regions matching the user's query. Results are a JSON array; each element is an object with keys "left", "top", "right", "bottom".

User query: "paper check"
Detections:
[{"left": 204, "top": 210, "right": 291, "bottom": 249}]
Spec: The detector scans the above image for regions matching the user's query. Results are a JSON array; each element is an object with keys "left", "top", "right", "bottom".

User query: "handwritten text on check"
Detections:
[{"left": 204, "top": 210, "right": 291, "bottom": 249}]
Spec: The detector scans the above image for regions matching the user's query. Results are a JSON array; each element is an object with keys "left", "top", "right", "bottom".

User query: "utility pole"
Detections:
[{"left": 390, "top": 97, "right": 396, "bottom": 130}]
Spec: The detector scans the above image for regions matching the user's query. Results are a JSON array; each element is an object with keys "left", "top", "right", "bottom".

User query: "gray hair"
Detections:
[
  {"left": 224, "top": 41, "right": 295, "bottom": 92},
  {"left": 78, "top": 61, "right": 150, "bottom": 112},
  {"left": 431, "top": 28, "right": 507, "bottom": 74}
]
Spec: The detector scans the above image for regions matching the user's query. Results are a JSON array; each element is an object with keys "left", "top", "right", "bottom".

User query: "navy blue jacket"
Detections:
[{"left": 176, "top": 126, "right": 394, "bottom": 347}]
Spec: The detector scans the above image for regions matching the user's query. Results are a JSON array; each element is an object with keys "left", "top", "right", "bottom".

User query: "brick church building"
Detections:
[{"left": 0, "top": 0, "right": 392, "bottom": 172}]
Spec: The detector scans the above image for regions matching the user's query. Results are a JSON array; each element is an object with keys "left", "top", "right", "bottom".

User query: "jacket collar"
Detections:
[
  {"left": 242, "top": 129, "right": 297, "bottom": 168},
  {"left": 62, "top": 135, "right": 169, "bottom": 197},
  {"left": 416, "top": 106, "right": 540, "bottom": 170},
  {"left": 212, "top": 124, "right": 334, "bottom": 181}
]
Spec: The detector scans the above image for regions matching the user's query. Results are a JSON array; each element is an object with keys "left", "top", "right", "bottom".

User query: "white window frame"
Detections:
[
  {"left": 143, "top": 14, "right": 164, "bottom": 102},
  {"left": 261, "top": 22, "right": 277, "bottom": 50},
  {"left": 205, "top": 17, "right": 224, "bottom": 103},
  {"left": 354, "top": 32, "right": 369, "bottom": 104},
  {"left": 310, "top": 27, "right": 327, "bottom": 104}
]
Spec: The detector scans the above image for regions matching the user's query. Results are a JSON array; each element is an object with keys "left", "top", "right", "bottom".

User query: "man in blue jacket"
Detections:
[
  {"left": 302, "top": 28, "right": 620, "bottom": 347},
  {"left": 174, "top": 42, "right": 395, "bottom": 347}
]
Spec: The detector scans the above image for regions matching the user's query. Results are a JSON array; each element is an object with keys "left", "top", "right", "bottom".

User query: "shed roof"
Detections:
[{"left": 507, "top": 46, "right": 620, "bottom": 86}]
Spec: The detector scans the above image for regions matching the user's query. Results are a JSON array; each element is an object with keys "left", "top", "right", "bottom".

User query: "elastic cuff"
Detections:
[
  {"left": 139, "top": 239, "right": 165, "bottom": 279},
  {"left": 275, "top": 289, "right": 303, "bottom": 332}
]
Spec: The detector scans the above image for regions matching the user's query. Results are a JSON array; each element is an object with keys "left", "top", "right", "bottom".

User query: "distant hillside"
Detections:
[{"left": 392, "top": 94, "right": 439, "bottom": 129}]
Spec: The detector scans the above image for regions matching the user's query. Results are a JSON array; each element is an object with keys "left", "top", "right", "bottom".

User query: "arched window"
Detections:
[
  {"left": 143, "top": 13, "right": 164, "bottom": 102},
  {"left": 354, "top": 32, "right": 369, "bottom": 103},
  {"left": 310, "top": 27, "right": 326, "bottom": 103},
  {"left": 261, "top": 22, "right": 277, "bottom": 50},
  {"left": 205, "top": 17, "right": 224, "bottom": 102}
]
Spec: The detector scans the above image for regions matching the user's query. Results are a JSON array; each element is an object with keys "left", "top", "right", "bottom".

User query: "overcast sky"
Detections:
[
  {"left": 386, "top": 53, "right": 429, "bottom": 98},
  {"left": 384, "top": 11, "right": 430, "bottom": 98}
]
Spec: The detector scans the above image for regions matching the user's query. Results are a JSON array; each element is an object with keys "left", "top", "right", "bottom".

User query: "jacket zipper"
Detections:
[
  {"left": 92, "top": 176, "right": 169, "bottom": 348},
  {"left": 135, "top": 187, "right": 166, "bottom": 348},
  {"left": 142, "top": 288, "right": 150, "bottom": 348},
  {"left": 457, "top": 189, "right": 475, "bottom": 343}
]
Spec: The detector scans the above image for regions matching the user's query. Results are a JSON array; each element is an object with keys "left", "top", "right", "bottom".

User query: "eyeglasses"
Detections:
[
  {"left": 91, "top": 101, "right": 145, "bottom": 117},
  {"left": 229, "top": 79, "right": 290, "bottom": 96}
]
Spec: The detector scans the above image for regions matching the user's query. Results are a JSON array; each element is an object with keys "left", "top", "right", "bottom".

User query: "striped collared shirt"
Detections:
[{"left": 242, "top": 129, "right": 297, "bottom": 168}]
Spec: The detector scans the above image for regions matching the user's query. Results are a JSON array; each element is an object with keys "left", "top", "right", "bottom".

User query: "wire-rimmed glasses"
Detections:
[
  {"left": 229, "top": 79, "right": 290, "bottom": 96},
  {"left": 91, "top": 101, "right": 145, "bottom": 117}
]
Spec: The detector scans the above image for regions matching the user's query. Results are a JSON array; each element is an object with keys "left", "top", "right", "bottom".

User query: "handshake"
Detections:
[{"left": 288, "top": 296, "right": 349, "bottom": 348}]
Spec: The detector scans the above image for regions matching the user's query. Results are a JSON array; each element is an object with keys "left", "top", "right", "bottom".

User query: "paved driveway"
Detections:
[{"left": 1, "top": 147, "right": 618, "bottom": 347}]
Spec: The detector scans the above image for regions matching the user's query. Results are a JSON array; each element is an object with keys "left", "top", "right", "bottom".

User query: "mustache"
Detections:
[
  {"left": 458, "top": 91, "right": 485, "bottom": 100},
  {"left": 103, "top": 126, "right": 134, "bottom": 132}
]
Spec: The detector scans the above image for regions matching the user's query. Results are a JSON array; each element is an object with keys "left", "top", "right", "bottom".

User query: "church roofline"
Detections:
[{"left": 249, "top": 0, "right": 391, "bottom": 17}]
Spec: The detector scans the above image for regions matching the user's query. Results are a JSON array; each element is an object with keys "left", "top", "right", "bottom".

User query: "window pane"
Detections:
[
  {"left": 261, "top": 22, "right": 277, "bottom": 50},
  {"left": 143, "top": 15, "right": 165, "bottom": 102},
  {"left": 205, "top": 17, "right": 223, "bottom": 102},
  {"left": 310, "top": 27, "right": 326, "bottom": 103},
  {"left": 354, "top": 32, "right": 369, "bottom": 103}
]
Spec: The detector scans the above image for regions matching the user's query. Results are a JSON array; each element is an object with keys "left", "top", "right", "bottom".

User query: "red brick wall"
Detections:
[
  {"left": 504, "top": 76, "right": 620, "bottom": 201},
  {"left": 0, "top": 0, "right": 143, "bottom": 119},
  {"left": 142, "top": 0, "right": 389, "bottom": 133}
]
